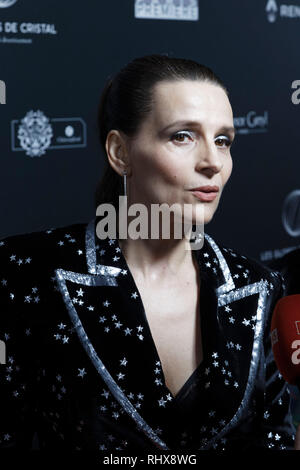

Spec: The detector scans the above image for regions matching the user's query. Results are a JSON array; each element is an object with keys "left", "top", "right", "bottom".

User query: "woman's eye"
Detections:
[
  {"left": 170, "top": 131, "right": 194, "bottom": 143},
  {"left": 215, "top": 136, "right": 233, "bottom": 148}
]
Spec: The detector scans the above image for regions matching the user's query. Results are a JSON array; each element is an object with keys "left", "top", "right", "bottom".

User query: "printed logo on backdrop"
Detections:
[
  {"left": 0, "top": 80, "right": 5, "bottom": 104},
  {"left": 233, "top": 111, "right": 268, "bottom": 134},
  {"left": 11, "top": 110, "right": 87, "bottom": 157},
  {"left": 266, "top": 0, "right": 300, "bottom": 22},
  {"left": 260, "top": 189, "right": 300, "bottom": 262},
  {"left": 135, "top": 0, "right": 199, "bottom": 21},
  {"left": 0, "top": 0, "right": 17, "bottom": 7}
]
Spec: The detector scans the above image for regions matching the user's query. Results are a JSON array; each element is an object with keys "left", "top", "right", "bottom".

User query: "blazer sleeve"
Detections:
[
  {"left": 259, "top": 271, "right": 296, "bottom": 450},
  {"left": 0, "top": 238, "right": 41, "bottom": 449}
]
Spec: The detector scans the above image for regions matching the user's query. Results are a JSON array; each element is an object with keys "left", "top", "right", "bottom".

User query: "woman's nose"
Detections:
[{"left": 195, "top": 142, "right": 223, "bottom": 174}]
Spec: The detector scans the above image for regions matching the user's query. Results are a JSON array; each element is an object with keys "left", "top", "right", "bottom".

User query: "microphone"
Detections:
[{"left": 271, "top": 294, "right": 300, "bottom": 388}]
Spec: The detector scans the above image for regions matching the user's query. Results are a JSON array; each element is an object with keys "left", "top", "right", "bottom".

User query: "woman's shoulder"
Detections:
[
  {"left": 0, "top": 220, "right": 89, "bottom": 271},
  {"left": 205, "top": 233, "right": 283, "bottom": 275},
  {"left": 204, "top": 233, "right": 285, "bottom": 288}
]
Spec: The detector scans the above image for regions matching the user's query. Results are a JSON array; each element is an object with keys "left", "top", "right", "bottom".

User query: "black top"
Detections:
[
  {"left": 0, "top": 218, "right": 296, "bottom": 452},
  {"left": 161, "top": 270, "right": 218, "bottom": 450}
]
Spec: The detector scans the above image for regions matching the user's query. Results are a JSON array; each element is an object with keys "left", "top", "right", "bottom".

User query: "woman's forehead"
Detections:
[{"left": 149, "top": 81, "right": 233, "bottom": 126}]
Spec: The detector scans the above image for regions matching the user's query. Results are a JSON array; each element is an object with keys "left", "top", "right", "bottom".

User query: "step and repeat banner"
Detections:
[{"left": 0, "top": 0, "right": 300, "bottom": 427}]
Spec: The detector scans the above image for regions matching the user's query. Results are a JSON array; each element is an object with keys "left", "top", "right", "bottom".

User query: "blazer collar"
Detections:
[{"left": 55, "top": 217, "right": 270, "bottom": 451}]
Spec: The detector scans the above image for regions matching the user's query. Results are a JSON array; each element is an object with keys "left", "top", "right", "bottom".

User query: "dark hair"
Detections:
[{"left": 95, "top": 53, "right": 229, "bottom": 211}]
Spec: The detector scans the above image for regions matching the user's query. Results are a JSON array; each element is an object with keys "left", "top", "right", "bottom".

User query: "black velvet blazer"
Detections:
[{"left": 0, "top": 218, "right": 295, "bottom": 452}]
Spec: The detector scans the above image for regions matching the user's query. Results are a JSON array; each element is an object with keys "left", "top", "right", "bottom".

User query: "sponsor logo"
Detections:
[
  {"left": 135, "top": 0, "right": 199, "bottom": 21},
  {"left": 0, "top": 79, "right": 5, "bottom": 104},
  {"left": 11, "top": 110, "right": 87, "bottom": 157},
  {"left": 0, "top": 0, "right": 17, "bottom": 8},
  {"left": 266, "top": 0, "right": 278, "bottom": 22},
  {"left": 266, "top": 0, "right": 300, "bottom": 22},
  {"left": 0, "top": 20, "right": 58, "bottom": 45},
  {"left": 260, "top": 244, "right": 300, "bottom": 262},
  {"left": 233, "top": 110, "right": 269, "bottom": 135}
]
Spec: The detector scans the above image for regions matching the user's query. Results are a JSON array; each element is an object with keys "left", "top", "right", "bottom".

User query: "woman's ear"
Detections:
[{"left": 105, "top": 129, "right": 130, "bottom": 176}]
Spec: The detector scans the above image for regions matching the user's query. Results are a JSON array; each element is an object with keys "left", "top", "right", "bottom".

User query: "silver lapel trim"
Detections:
[
  {"left": 55, "top": 267, "right": 169, "bottom": 451},
  {"left": 61, "top": 219, "right": 169, "bottom": 449},
  {"left": 85, "top": 218, "right": 97, "bottom": 274},
  {"left": 199, "top": 278, "right": 269, "bottom": 450},
  {"left": 85, "top": 219, "right": 267, "bottom": 450}
]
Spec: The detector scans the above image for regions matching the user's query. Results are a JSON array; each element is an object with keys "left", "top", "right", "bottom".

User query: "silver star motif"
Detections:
[
  {"left": 158, "top": 397, "right": 167, "bottom": 407},
  {"left": 77, "top": 368, "right": 87, "bottom": 378},
  {"left": 101, "top": 390, "right": 109, "bottom": 399}
]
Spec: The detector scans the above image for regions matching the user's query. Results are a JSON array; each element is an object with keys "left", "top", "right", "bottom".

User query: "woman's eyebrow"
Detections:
[{"left": 161, "top": 120, "right": 236, "bottom": 137}]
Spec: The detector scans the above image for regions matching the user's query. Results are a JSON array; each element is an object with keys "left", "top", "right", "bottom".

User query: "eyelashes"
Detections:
[{"left": 170, "top": 130, "right": 233, "bottom": 148}]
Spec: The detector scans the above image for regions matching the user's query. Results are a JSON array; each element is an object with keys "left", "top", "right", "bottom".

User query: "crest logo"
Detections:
[
  {"left": 266, "top": 0, "right": 278, "bottom": 22},
  {"left": 17, "top": 110, "right": 53, "bottom": 157},
  {"left": 0, "top": 0, "right": 17, "bottom": 7}
]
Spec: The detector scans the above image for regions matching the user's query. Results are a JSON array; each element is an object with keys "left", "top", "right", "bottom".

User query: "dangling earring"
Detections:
[{"left": 123, "top": 170, "right": 127, "bottom": 197}]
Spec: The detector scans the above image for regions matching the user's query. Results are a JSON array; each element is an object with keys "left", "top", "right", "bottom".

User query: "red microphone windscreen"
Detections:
[{"left": 271, "top": 294, "right": 300, "bottom": 385}]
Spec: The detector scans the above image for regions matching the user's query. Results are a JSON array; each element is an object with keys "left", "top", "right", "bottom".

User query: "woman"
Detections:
[{"left": 0, "top": 54, "right": 296, "bottom": 452}]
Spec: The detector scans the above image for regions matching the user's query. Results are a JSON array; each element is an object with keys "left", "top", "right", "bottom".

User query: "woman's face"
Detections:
[{"left": 126, "top": 80, "right": 235, "bottom": 226}]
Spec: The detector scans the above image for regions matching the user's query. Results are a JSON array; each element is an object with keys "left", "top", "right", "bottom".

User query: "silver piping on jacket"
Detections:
[
  {"left": 199, "top": 279, "right": 269, "bottom": 450},
  {"left": 55, "top": 267, "right": 169, "bottom": 451}
]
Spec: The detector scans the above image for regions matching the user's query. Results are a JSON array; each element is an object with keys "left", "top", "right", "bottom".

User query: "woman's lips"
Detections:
[{"left": 190, "top": 190, "right": 218, "bottom": 202}]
